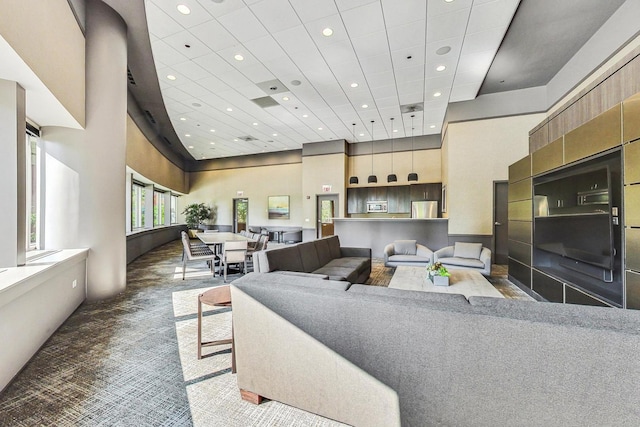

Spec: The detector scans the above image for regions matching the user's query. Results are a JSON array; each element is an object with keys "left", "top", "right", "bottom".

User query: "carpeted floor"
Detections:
[{"left": 0, "top": 240, "right": 530, "bottom": 426}]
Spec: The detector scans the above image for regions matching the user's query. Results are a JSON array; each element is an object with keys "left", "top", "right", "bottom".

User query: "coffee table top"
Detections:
[{"left": 388, "top": 266, "right": 504, "bottom": 300}]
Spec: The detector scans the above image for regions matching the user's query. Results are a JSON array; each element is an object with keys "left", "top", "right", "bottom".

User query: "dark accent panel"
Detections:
[
  {"left": 190, "top": 150, "right": 302, "bottom": 172},
  {"left": 532, "top": 269, "right": 564, "bottom": 303},
  {"left": 509, "top": 155, "right": 531, "bottom": 183},
  {"left": 508, "top": 220, "right": 531, "bottom": 244},
  {"left": 348, "top": 134, "right": 441, "bottom": 156},
  {"left": 388, "top": 186, "right": 411, "bottom": 214},
  {"left": 626, "top": 270, "right": 640, "bottom": 310},
  {"left": 127, "top": 225, "right": 187, "bottom": 264},
  {"left": 626, "top": 228, "right": 640, "bottom": 271},
  {"left": 509, "top": 258, "right": 531, "bottom": 289},
  {"left": 565, "top": 285, "right": 611, "bottom": 307},
  {"left": 334, "top": 219, "right": 449, "bottom": 258},
  {"left": 302, "top": 140, "right": 347, "bottom": 156},
  {"left": 508, "top": 239, "right": 531, "bottom": 266}
]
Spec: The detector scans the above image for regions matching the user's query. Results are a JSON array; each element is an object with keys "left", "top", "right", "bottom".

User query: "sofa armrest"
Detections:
[
  {"left": 416, "top": 244, "right": 434, "bottom": 262},
  {"left": 434, "top": 246, "right": 454, "bottom": 261},
  {"left": 340, "top": 247, "right": 371, "bottom": 258},
  {"left": 479, "top": 247, "right": 492, "bottom": 275},
  {"left": 383, "top": 244, "right": 395, "bottom": 263}
]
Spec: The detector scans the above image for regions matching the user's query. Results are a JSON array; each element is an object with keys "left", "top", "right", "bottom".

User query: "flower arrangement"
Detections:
[{"left": 427, "top": 262, "right": 450, "bottom": 277}]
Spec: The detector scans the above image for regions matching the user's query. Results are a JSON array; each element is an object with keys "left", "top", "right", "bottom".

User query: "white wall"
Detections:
[
  {"left": 184, "top": 163, "right": 303, "bottom": 229},
  {"left": 444, "top": 114, "right": 544, "bottom": 235}
]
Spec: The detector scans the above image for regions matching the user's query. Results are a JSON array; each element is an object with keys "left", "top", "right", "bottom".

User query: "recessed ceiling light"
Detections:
[
  {"left": 393, "top": 129, "right": 398, "bottom": 133},
  {"left": 185, "top": 134, "right": 191, "bottom": 137},
  {"left": 302, "top": 114, "right": 308, "bottom": 118},
  {"left": 436, "top": 46, "right": 451, "bottom": 55},
  {"left": 210, "top": 129, "right": 215, "bottom": 132},
  {"left": 350, "top": 82, "right": 358, "bottom": 88},
  {"left": 444, "top": 0, "right": 454, "bottom": 3},
  {"left": 233, "top": 139, "right": 238, "bottom": 142},
  {"left": 430, "top": 124, "right": 436, "bottom": 129},
  {"left": 252, "top": 122, "right": 258, "bottom": 126},
  {"left": 188, "top": 145, "right": 194, "bottom": 149},
  {"left": 291, "top": 79, "right": 302, "bottom": 86},
  {"left": 282, "top": 96, "right": 289, "bottom": 101},
  {"left": 433, "top": 92, "right": 442, "bottom": 97},
  {"left": 177, "top": 4, "right": 191, "bottom": 15},
  {"left": 226, "top": 107, "right": 233, "bottom": 111},
  {"left": 362, "top": 104, "right": 368, "bottom": 109},
  {"left": 210, "top": 142, "right": 215, "bottom": 145},
  {"left": 322, "top": 28, "right": 333, "bottom": 37},
  {"left": 436, "top": 65, "right": 446, "bottom": 72},
  {"left": 201, "top": 156, "right": 205, "bottom": 159},
  {"left": 180, "top": 117, "right": 186, "bottom": 121},
  {"left": 318, "top": 127, "right": 323, "bottom": 130},
  {"left": 167, "top": 75, "right": 176, "bottom": 81},
  {"left": 359, "top": 133, "right": 365, "bottom": 136},
  {"left": 234, "top": 54, "right": 244, "bottom": 61},
  {"left": 272, "top": 133, "right": 278, "bottom": 136}
]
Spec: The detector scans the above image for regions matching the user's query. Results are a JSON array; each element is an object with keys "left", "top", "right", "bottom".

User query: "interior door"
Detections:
[
  {"left": 493, "top": 181, "right": 509, "bottom": 265},
  {"left": 233, "top": 198, "right": 248, "bottom": 233},
  {"left": 317, "top": 195, "right": 338, "bottom": 238}
]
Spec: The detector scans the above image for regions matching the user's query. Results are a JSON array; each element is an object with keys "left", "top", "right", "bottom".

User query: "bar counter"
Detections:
[{"left": 333, "top": 218, "right": 448, "bottom": 258}]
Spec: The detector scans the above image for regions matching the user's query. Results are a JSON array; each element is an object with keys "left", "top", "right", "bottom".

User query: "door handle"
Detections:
[{"left": 494, "top": 222, "right": 502, "bottom": 226}]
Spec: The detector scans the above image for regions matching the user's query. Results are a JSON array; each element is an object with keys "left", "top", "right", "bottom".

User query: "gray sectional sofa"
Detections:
[
  {"left": 230, "top": 272, "right": 640, "bottom": 427},
  {"left": 252, "top": 235, "right": 371, "bottom": 283}
]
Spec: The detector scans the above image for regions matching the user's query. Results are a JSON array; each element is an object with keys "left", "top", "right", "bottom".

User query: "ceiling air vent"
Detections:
[
  {"left": 144, "top": 110, "right": 156, "bottom": 124},
  {"left": 251, "top": 96, "right": 280, "bottom": 108},
  {"left": 400, "top": 103, "right": 423, "bottom": 114},
  {"left": 127, "top": 68, "right": 136, "bottom": 85},
  {"left": 237, "top": 135, "right": 258, "bottom": 142},
  {"left": 162, "top": 136, "right": 172, "bottom": 145},
  {"left": 256, "top": 79, "right": 289, "bottom": 95}
]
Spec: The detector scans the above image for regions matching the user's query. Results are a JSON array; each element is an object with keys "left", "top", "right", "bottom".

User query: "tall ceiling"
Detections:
[{"left": 133, "top": 0, "right": 625, "bottom": 160}]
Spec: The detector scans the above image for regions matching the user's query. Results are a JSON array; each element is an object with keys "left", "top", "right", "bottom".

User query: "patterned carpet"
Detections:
[{"left": 0, "top": 240, "right": 530, "bottom": 426}]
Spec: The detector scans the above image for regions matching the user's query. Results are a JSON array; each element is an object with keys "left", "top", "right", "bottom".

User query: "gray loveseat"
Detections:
[
  {"left": 434, "top": 242, "right": 492, "bottom": 275},
  {"left": 252, "top": 235, "right": 371, "bottom": 283},
  {"left": 230, "top": 273, "right": 640, "bottom": 427},
  {"left": 383, "top": 239, "right": 433, "bottom": 267}
]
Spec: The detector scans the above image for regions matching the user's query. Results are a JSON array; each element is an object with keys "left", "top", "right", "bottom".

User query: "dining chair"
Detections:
[
  {"left": 221, "top": 240, "right": 248, "bottom": 282},
  {"left": 181, "top": 231, "right": 217, "bottom": 280}
]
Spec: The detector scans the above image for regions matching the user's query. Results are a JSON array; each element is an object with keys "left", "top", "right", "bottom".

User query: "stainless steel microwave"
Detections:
[
  {"left": 577, "top": 189, "right": 608, "bottom": 205},
  {"left": 367, "top": 201, "right": 388, "bottom": 213}
]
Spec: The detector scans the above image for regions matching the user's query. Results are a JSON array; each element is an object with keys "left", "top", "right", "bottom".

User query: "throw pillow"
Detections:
[
  {"left": 453, "top": 242, "right": 482, "bottom": 259},
  {"left": 394, "top": 240, "right": 417, "bottom": 255}
]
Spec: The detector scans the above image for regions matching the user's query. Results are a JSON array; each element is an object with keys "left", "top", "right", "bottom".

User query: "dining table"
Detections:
[{"left": 196, "top": 232, "right": 255, "bottom": 255}]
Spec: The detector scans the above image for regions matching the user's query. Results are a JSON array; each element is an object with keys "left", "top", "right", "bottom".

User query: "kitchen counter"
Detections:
[{"left": 333, "top": 218, "right": 449, "bottom": 258}]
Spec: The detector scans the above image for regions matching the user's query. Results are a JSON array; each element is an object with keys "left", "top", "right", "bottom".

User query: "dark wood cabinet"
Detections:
[
  {"left": 410, "top": 183, "right": 441, "bottom": 201},
  {"left": 387, "top": 186, "right": 410, "bottom": 214},
  {"left": 347, "top": 188, "right": 367, "bottom": 214},
  {"left": 367, "top": 187, "right": 387, "bottom": 201}
]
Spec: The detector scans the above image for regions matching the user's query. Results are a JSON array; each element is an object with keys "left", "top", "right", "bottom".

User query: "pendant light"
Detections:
[
  {"left": 367, "top": 120, "right": 377, "bottom": 183},
  {"left": 348, "top": 122, "right": 359, "bottom": 184},
  {"left": 387, "top": 117, "right": 397, "bottom": 183},
  {"left": 408, "top": 114, "right": 418, "bottom": 182}
]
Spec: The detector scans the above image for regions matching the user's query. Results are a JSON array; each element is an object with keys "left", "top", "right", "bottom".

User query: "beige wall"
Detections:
[
  {"left": 0, "top": 0, "right": 85, "bottom": 126},
  {"left": 348, "top": 149, "right": 442, "bottom": 187},
  {"left": 184, "top": 163, "right": 303, "bottom": 228},
  {"left": 445, "top": 114, "right": 544, "bottom": 235},
  {"left": 441, "top": 129, "right": 450, "bottom": 219},
  {"left": 302, "top": 153, "right": 346, "bottom": 226},
  {"left": 126, "top": 116, "right": 188, "bottom": 193}
]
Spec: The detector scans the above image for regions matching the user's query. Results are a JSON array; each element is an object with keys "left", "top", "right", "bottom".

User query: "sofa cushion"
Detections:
[
  {"left": 388, "top": 255, "right": 432, "bottom": 263},
  {"left": 453, "top": 242, "right": 482, "bottom": 259},
  {"left": 394, "top": 240, "right": 417, "bottom": 255},
  {"left": 314, "top": 238, "right": 333, "bottom": 266},
  {"left": 438, "top": 256, "right": 484, "bottom": 269},
  {"left": 324, "top": 257, "right": 370, "bottom": 274},
  {"left": 298, "top": 241, "right": 321, "bottom": 272},
  {"left": 232, "top": 272, "right": 350, "bottom": 291},
  {"left": 325, "top": 235, "right": 342, "bottom": 259},
  {"left": 273, "top": 271, "right": 330, "bottom": 280},
  {"left": 262, "top": 245, "right": 304, "bottom": 272},
  {"left": 313, "top": 266, "right": 359, "bottom": 282},
  {"left": 348, "top": 284, "right": 469, "bottom": 305}
]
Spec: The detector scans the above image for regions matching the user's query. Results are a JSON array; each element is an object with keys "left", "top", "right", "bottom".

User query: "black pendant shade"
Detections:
[
  {"left": 367, "top": 120, "right": 377, "bottom": 184},
  {"left": 408, "top": 172, "right": 418, "bottom": 181},
  {"left": 368, "top": 175, "right": 378, "bottom": 183},
  {"left": 408, "top": 114, "right": 418, "bottom": 182},
  {"left": 348, "top": 122, "right": 358, "bottom": 185},
  {"left": 387, "top": 173, "right": 397, "bottom": 183},
  {"left": 349, "top": 176, "right": 359, "bottom": 184}
]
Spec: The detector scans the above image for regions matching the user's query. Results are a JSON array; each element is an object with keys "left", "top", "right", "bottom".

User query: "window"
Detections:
[
  {"left": 131, "top": 182, "right": 145, "bottom": 229},
  {"left": 26, "top": 127, "right": 40, "bottom": 250},
  {"left": 170, "top": 195, "right": 178, "bottom": 224},
  {"left": 153, "top": 190, "right": 165, "bottom": 226}
]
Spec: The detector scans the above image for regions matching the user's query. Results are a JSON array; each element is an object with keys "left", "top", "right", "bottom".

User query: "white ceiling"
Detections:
[{"left": 145, "top": 0, "right": 520, "bottom": 159}]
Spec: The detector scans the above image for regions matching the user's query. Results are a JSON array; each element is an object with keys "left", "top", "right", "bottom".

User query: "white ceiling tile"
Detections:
[
  {"left": 335, "top": 0, "right": 378, "bottom": 13},
  {"left": 381, "top": 0, "right": 426, "bottom": 27},
  {"left": 467, "top": 0, "right": 520, "bottom": 34},
  {"left": 341, "top": 2, "right": 385, "bottom": 38},
  {"left": 449, "top": 83, "right": 479, "bottom": 102},
  {"left": 317, "top": 40, "right": 357, "bottom": 68},
  {"left": 351, "top": 31, "right": 390, "bottom": 59},
  {"left": 244, "top": 35, "right": 288, "bottom": 61},
  {"left": 189, "top": 19, "right": 238, "bottom": 52},
  {"left": 151, "top": 39, "right": 189, "bottom": 66},
  {"left": 427, "top": 0, "right": 473, "bottom": 17},
  {"left": 250, "top": 0, "right": 302, "bottom": 33},
  {"left": 370, "top": 84, "right": 397, "bottom": 100},
  {"left": 172, "top": 60, "right": 211, "bottom": 81},
  {"left": 426, "top": 9, "right": 471, "bottom": 42},
  {"left": 290, "top": 0, "right": 339, "bottom": 23},
  {"left": 359, "top": 54, "right": 393, "bottom": 75},
  {"left": 461, "top": 27, "right": 507, "bottom": 55},
  {"left": 306, "top": 14, "right": 350, "bottom": 46},
  {"left": 195, "top": 0, "right": 245, "bottom": 18},
  {"left": 151, "top": 0, "right": 213, "bottom": 28},
  {"left": 387, "top": 20, "right": 426, "bottom": 52},
  {"left": 456, "top": 50, "right": 495, "bottom": 74},
  {"left": 390, "top": 47, "right": 425, "bottom": 70},
  {"left": 272, "top": 25, "right": 317, "bottom": 56},
  {"left": 241, "top": 64, "right": 276, "bottom": 83},
  {"left": 217, "top": 7, "right": 269, "bottom": 42},
  {"left": 162, "top": 30, "right": 213, "bottom": 59},
  {"left": 145, "top": 2, "right": 183, "bottom": 39}
]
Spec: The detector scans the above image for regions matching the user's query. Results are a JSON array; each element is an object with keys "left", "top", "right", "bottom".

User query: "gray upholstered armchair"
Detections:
[
  {"left": 434, "top": 242, "right": 491, "bottom": 276},
  {"left": 383, "top": 240, "right": 433, "bottom": 267}
]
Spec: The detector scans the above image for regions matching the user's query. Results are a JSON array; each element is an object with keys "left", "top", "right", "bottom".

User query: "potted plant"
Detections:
[
  {"left": 427, "top": 262, "right": 451, "bottom": 286},
  {"left": 182, "top": 203, "right": 211, "bottom": 237}
]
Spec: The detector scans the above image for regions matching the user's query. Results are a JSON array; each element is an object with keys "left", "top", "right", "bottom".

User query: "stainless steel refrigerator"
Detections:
[{"left": 411, "top": 201, "right": 438, "bottom": 218}]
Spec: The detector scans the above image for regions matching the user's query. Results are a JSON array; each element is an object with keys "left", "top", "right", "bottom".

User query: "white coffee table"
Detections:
[{"left": 388, "top": 266, "right": 504, "bottom": 300}]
